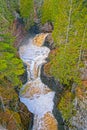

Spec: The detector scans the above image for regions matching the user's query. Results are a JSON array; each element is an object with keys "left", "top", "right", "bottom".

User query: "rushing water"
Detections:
[{"left": 19, "top": 34, "right": 58, "bottom": 130}]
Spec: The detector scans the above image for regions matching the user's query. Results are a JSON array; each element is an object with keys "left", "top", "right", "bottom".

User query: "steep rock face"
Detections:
[
  {"left": 68, "top": 51, "right": 87, "bottom": 130},
  {"left": 40, "top": 22, "right": 54, "bottom": 33},
  {"left": 34, "top": 0, "right": 43, "bottom": 23},
  {"left": 12, "top": 18, "right": 26, "bottom": 48},
  {"left": 81, "top": 68, "right": 87, "bottom": 80},
  {"left": 0, "top": 125, "right": 7, "bottom": 130},
  {"left": 69, "top": 81, "right": 87, "bottom": 130}
]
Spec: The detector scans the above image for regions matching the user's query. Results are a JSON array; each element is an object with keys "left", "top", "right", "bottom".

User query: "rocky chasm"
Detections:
[{"left": 19, "top": 33, "right": 58, "bottom": 130}]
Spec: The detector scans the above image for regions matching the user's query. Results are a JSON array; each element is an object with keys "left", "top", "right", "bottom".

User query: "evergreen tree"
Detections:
[
  {"left": 19, "top": 0, "right": 34, "bottom": 29},
  {"left": 41, "top": 0, "right": 58, "bottom": 23},
  {"left": 42, "top": 0, "right": 87, "bottom": 126},
  {"left": 0, "top": 0, "right": 24, "bottom": 87},
  {"left": 42, "top": 0, "right": 87, "bottom": 86},
  {"left": 20, "top": 0, "right": 34, "bottom": 18},
  {"left": 0, "top": 1, "right": 25, "bottom": 128},
  {"left": 0, "top": 0, "right": 48, "bottom": 129}
]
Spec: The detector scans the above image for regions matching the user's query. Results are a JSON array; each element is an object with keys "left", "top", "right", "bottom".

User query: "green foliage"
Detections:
[
  {"left": 0, "top": 109, "right": 23, "bottom": 130},
  {"left": 0, "top": 1, "right": 31, "bottom": 129},
  {"left": 58, "top": 91, "right": 76, "bottom": 121},
  {"left": 0, "top": 0, "right": 24, "bottom": 113},
  {"left": 19, "top": 0, "right": 34, "bottom": 29},
  {"left": 49, "top": 43, "right": 82, "bottom": 85},
  {"left": 41, "top": 0, "right": 58, "bottom": 23},
  {"left": 0, "top": 0, "right": 18, "bottom": 22},
  {"left": 0, "top": 42, "right": 24, "bottom": 86},
  {"left": 20, "top": 0, "right": 34, "bottom": 18},
  {"left": 42, "top": 0, "right": 87, "bottom": 86},
  {"left": 0, "top": 0, "right": 18, "bottom": 41},
  {"left": 0, "top": 0, "right": 35, "bottom": 128},
  {"left": 0, "top": 0, "right": 24, "bottom": 87},
  {"left": 52, "top": 0, "right": 69, "bottom": 46},
  {"left": 0, "top": 0, "right": 13, "bottom": 23}
]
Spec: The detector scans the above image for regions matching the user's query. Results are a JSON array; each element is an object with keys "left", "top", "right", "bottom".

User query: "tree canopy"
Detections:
[
  {"left": 0, "top": 1, "right": 26, "bottom": 128},
  {"left": 20, "top": 0, "right": 34, "bottom": 18},
  {"left": 42, "top": 0, "right": 87, "bottom": 86}
]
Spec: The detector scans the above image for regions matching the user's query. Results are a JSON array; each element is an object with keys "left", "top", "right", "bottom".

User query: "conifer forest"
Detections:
[{"left": 0, "top": 0, "right": 87, "bottom": 130}]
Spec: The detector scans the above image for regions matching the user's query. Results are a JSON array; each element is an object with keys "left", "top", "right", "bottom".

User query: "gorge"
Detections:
[
  {"left": 0, "top": 1, "right": 87, "bottom": 130},
  {"left": 19, "top": 33, "right": 58, "bottom": 130}
]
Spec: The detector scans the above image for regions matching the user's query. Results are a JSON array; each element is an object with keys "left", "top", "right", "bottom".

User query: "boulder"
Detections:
[
  {"left": 40, "top": 22, "right": 53, "bottom": 33},
  {"left": 33, "top": 112, "right": 58, "bottom": 130}
]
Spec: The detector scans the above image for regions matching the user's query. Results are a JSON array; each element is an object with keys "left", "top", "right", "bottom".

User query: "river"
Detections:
[{"left": 19, "top": 33, "right": 58, "bottom": 130}]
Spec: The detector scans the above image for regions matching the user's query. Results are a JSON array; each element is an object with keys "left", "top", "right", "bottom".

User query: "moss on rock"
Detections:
[{"left": 58, "top": 90, "right": 76, "bottom": 123}]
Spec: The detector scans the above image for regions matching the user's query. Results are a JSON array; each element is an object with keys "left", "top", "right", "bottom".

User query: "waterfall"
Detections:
[{"left": 19, "top": 34, "right": 58, "bottom": 130}]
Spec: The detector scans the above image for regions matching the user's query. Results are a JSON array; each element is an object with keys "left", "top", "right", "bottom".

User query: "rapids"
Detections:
[{"left": 19, "top": 34, "right": 58, "bottom": 130}]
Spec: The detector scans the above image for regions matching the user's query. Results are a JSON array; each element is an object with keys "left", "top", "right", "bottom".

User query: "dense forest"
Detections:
[{"left": 0, "top": 0, "right": 87, "bottom": 130}]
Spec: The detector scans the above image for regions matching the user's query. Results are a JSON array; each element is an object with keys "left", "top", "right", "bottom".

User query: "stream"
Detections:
[{"left": 19, "top": 33, "right": 58, "bottom": 130}]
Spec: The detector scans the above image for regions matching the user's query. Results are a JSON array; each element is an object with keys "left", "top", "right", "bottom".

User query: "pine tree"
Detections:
[
  {"left": 20, "top": 0, "right": 34, "bottom": 18},
  {"left": 41, "top": 0, "right": 87, "bottom": 86},
  {"left": 41, "top": 0, "right": 58, "bottom": 23}
]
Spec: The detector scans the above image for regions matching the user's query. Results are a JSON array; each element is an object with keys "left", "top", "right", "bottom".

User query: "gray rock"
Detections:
[
  {"left": 45, "top": 33, "right": 54, "bottom": 44},
  {"left": 0, "top": 125, "right": 7, "bottom": 130},
  {"left": 80, "top": 68, "right": 87, "bottom": 80},
  {"left": 40, "top": 22, "right": 53, "bottom": 33},
  {"left": 69, "top": 97, "right": 87, "bottom": 130}
]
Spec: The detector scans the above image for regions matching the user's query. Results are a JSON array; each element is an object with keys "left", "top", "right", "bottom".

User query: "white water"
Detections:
[
  {"left": 20, "top": 92, "right": 55, "bottom": 118},
  {"left": 19, "top": 36, "right": 57, "bottom": 129}
]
